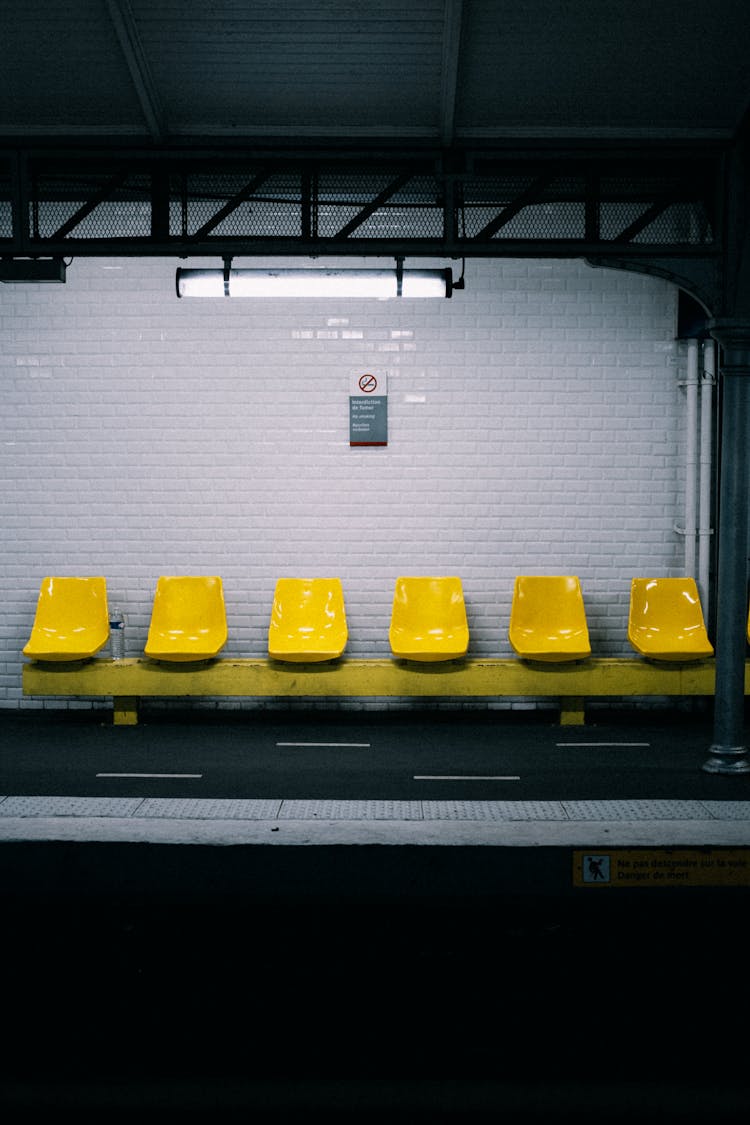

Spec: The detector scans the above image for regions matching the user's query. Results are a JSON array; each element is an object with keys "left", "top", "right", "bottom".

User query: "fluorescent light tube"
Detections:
[
  {"left": 174, "top": 268, "right": 226, "bottom": 297},
  {"left": 176, "top": 267, "right": 452, "bottom": 299},
  {"left": 230, "top": 269, "right": 396, "bottom": 299}
]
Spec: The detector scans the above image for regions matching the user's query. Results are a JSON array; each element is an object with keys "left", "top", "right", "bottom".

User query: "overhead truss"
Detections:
[{"left": 0, "top": 142, "right": 726, "bottom": 307}]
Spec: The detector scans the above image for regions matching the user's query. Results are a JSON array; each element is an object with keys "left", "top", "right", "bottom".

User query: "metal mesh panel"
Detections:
[
  {"left": 600, "top": 201, "right": 643, "bottom": 240},
  {"left": 213, "top": 196, "right": 300, "bottom": 238},
  {"left": 636, "top": 202, "right": 712, "bottom": 244},
  {"left": 65, "top": 199, "right": 151, "bottom": 238},
  {"left": 174, "top": 173, "right": 237, "bottom": 235},
  {"left": 460, "top": 175, "right": 535, "bottom": 238},
  {"left": 530, "top": 202, "right": 584, "bottom": 239},
  {"left": 317, "top": 173, "right": 443, "bottom": 239},
  {"left": 173, "top": 172, "right": 302, "bottom": 238},
  {"left": 462, "top": 175, "right": 587, "bottom": 240},
  {"left": 600, "top": 200, "right": 713, "bottom": 243},
  {"left": 12, "top": 156, "right": 717, "bottom": 251},
  {"left": 317, "top": 172, "right": 396, "bottom": 235},
  {"left": 0, "top": 165, "right": 11, "bottom": 239},
  {"left": 32, "top": 197, "right": 79, "bottom": 237},
  {"left": 485, "top": 202, "right": 585, "bottom": 240},
  {"left": 346, "top": 204, "right": 443, "bottom": 239},
  {"left": 463, "top": 175, "right": 537, "bottom": 202},
  {"left": 31, "top": 171, "right": 152, "bottom": 239},
  {"left": 462, "top": 170, "right": 713, "bottom": 245},
  {"left": 0, "top": 201, "right": 11, "bottom": 240},
  {"left": 599, "top": 176, "right": 713, "bottom": 244}
]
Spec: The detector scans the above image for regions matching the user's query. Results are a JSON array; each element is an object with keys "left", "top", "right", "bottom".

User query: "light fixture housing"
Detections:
[
  {"left": 175, "top": 262, "right": 454, "bottom": 299},
  {"left": 0, "top": 257, "right": 67, "bottom": 284}
]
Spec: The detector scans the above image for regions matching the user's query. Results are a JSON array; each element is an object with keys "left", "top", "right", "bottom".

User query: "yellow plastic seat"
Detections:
[
  {"left": 389, "top": 576, "right": 469, "bottom": 662},
  {"left": 145, "top": 576, "right": 227, "bottom": 662},
  {"left": 23, "top": 576, "right": 110, "bottom": 662},
  {"left": 509, "top": 575, "right": 592, "bottom": 662},
  {"left": 268, "top": 577, "right": 348, "bottom": 662},
  {"left": 628, "top": 577, "right": 714, "bottom": 661}
]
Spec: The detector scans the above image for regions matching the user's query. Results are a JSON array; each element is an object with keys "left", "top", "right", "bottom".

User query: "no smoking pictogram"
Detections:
[{"left": 358, "top": 373, "right": 378, "bottom": 393}]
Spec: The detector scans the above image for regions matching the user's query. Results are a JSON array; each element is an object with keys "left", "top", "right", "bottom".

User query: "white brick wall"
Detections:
[{"left": 0, "top": 255, "right": 688, "bottom": 710}]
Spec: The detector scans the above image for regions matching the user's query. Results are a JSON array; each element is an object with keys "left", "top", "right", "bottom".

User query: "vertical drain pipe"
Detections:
[
  {"left": 698, "top": 340, "right": 715, "bottom": 612},
  {"left": 683, "top": 339, "right": 699, "bottom": 578}
]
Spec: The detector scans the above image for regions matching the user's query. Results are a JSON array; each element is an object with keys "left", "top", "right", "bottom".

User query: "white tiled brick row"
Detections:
[{"left": 0, "top": 256, "right": 688, "bottom": 710}]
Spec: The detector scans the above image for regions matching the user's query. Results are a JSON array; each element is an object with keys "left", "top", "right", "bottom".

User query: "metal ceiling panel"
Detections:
[
  {"left": 1, "top": 0, "right": 748, "bottom": 142},
  {"left": 0, "top": 0, "right": 147, "bottom": 134},
  {"left": 456, "top": 0, "right": 750, "bottom": 139},
  {"left": 129, "top": 0, "right": 446, "bottom": 136}
]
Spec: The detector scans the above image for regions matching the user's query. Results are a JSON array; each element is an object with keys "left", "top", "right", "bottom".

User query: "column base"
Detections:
[{"left": 701, "top": 744, "right": 750, "bottom": 774}]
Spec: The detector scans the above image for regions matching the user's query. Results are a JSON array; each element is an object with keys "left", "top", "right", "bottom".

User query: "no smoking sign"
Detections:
[{"left": 350, "top": 372, "right": 388, "bottom": 447}]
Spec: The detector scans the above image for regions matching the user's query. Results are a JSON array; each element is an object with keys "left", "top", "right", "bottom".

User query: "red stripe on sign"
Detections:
[{"left": 350, "top": 442, "right": 388, "bottom": 447}]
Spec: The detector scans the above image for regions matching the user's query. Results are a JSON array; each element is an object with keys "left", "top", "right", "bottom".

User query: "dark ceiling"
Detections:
[
  {"left": 1, "top": 1, "right": 749, "bottom": 317},
  {"left": 2, "top": 0, "right": 749, "bottom": 145}
]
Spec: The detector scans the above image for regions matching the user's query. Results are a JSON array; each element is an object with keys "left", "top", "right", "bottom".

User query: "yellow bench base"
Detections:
[{"left": 21, "top": 656, "right": 732, "bottom": 726}]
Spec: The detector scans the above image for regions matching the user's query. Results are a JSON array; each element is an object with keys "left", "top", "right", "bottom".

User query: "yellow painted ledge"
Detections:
[{"left": 21, "top": 656, "right": 732, "bottom": 725}]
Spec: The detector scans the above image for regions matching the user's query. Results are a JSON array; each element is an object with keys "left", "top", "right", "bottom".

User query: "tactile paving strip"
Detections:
[
  {"left": 561, "top": 799, "right": 711, "bottom": 820},
  {"left": 278, "top": 799, "right": 423, "bottom": 820},
  {"left": 134, "top": 798, "right": 283, "bottom": 820},
  {"left": 421, "top": 800, "right": 568, "bottom": 821},
  {"left": 0, "top": 796, "right": 742, "bottom": 824},
  {"left": 700, "top": 801, "right": 750, "bottom": 821},
  {"left": 0, "top": 795, "right": 144, "bottom": 817}
]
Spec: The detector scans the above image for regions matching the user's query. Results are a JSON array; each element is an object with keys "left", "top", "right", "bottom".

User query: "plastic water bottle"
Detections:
[{"left": 109, "top": 608, "right": 125, "bottom": 660}]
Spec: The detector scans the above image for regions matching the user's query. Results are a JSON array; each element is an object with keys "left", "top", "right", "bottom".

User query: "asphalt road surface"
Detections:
[{"left": 1, "top": 705, "right": 747, "bottom": 801}]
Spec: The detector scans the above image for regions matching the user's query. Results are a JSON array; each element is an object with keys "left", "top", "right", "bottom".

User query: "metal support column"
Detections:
[{"left": 703, "top": 320, "right": 750, "bottom": 774}]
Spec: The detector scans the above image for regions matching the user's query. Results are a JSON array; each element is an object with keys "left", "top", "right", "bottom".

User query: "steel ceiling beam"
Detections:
[
  {"left": 104, "top": 0, "right": 166, "bottom": 140},
  {"left": 439, "top": 0, "right": 465, "bottom": 146}
]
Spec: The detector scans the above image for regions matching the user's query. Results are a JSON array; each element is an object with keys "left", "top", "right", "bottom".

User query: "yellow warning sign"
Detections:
[{"left": 573, "top": 848, "right": 750, "bottom": 887}]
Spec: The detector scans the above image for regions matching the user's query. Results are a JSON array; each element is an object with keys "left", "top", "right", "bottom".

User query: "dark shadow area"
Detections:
[
  {"left": 1, "top": 707, "right": 748, "bottom": 1119},
  {"left": 1, "top": 849, "right": 749, "bottom": 1121}
]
